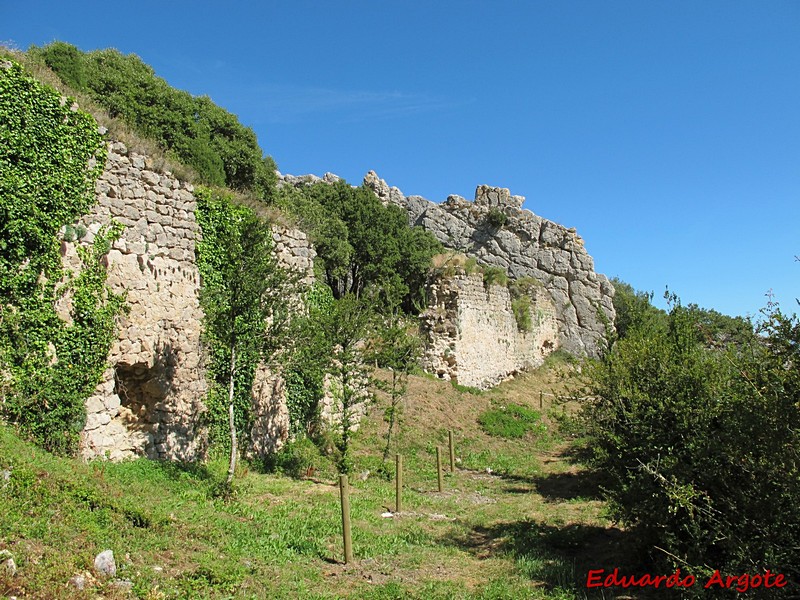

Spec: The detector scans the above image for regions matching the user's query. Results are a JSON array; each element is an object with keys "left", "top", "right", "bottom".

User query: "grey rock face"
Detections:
[{"left": 364, "top": 171, "right": 615, "bottom": 357}]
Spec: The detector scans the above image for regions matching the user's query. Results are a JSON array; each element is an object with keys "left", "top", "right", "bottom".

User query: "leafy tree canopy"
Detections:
[
  {"left": 29, "top": 42, "right": 277, "bottom": 197},
  {"left": 275, "top": 180, "right": 441, "bottom": 312}
]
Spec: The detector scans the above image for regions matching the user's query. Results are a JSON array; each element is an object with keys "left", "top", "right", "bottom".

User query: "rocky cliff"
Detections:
[{"left": 364, "top": 172, "right": 615, "bottom": 357}]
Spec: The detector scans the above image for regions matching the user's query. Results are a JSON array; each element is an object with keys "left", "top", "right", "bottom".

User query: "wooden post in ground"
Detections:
[
  {"left": 539, "top": 390, "right": 543, "bottom": 409},
  {"left": 339, "top": 474, "right": 353, "bottom": 564},
  {"left": 448, "top": 430, "right": 455, "bottom": 472},
  {"left": 436, "top": 446, "right": 443, "bottom": 492},
  {"left": 395, "top": 453, "right": 403, "bottom": 513}
]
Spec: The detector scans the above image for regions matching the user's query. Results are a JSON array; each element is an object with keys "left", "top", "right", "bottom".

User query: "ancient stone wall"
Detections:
[
  {"left": 68, "top": 141, "right": 207, "bottom": 461},
  {"left": 68, "top": 142, "right": 316, "bottom": 461},
  {"left": 421, "top": 272, "right": 559, "bottom": 389},
  {"left": 364, "top": 172, "right": 615, "bottom": 358}
]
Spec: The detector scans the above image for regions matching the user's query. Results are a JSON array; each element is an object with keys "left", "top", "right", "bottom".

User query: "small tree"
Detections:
[
  {"left": 317, "top": 294, "right": 374, "bottom": 473},
  {"left": 369, "top": 303, "right": 421, "bottom": 465},
  {"left": 196, "top": 189, "right": 293, "bottom": 490}
]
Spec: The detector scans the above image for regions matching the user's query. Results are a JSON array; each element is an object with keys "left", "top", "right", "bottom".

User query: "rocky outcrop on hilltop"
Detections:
[{"left": 364, "top": 171, "right": 615, "bottom": 357}]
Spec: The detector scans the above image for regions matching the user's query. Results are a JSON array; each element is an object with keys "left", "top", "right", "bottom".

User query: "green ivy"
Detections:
[{"left": 0, "top": 59, "right": 123, "bottom": 454}]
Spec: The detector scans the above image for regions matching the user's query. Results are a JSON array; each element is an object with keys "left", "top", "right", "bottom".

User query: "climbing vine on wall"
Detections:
[{"left": 0, "top": 59, "right": 124, "bottom": 454}]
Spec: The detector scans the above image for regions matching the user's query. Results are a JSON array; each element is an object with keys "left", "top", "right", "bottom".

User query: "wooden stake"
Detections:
[
  {"left": 339, "top": 474, "right": 353, "bottom": 564},
  {"left": 395, "top": 453, "right": 403, "bottom": 513},
  {"left": 448, "top": 430, "right": 455, "bottom": 472},
  {"left": 436, "top": 446, "right": 443, "bottom": 492},
  {"left": 539, "top": 390, "right": 543, "bottom": 409}
]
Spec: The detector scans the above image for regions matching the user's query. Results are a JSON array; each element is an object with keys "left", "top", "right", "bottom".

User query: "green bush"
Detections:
[
  {"left": 482, "top": 266, "right": 508, "bottom": 288},
  {"left": 0, "top": 59, "right": 122, "bottom": 454},
  {"left": 478, "top": 403, "right": 545, "bottom": 439},
  {"left": 29, "top": 42, "right": 277, "bottom": 197},
  {"left": 486, "top": 207, "right": 508, "bottom": 228},
  {"left": 262, "top": 437, "right": 326, "bottom": 478},
  {"left": 511, "top": 296, "right": 532, "bottom": 332},
  {"left": 583, "top": 298, "right": 800, "bottom": 582}
]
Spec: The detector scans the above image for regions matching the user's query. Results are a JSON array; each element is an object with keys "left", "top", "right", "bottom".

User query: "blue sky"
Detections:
[{"left": 4, "top": 1, "right": 799, "bottom": 319}]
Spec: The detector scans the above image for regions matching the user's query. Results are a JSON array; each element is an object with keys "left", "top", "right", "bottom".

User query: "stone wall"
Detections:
[
  {"left": 364, "top": 172, "right": 615, "bottom": 358},
  {"left": 69, "top": 142, "right": 316, "bottom": 461},
  {"left": 421, "top": 271, "right": 559, "bottom": 389},
  {"left": 70, "top": 141, "right": 207, "bottom": 461}
]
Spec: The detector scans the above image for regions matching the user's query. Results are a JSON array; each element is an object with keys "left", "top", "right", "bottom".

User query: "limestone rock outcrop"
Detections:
[{"left": 364, "top": 171, "right": 615, "bottom": 357}]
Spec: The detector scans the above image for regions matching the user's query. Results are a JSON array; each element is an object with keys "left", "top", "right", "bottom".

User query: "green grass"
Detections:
[
  {"left": 0, "top": 365, "right": 638, "bottom": 599},
  {"left": 478, "top": 402, "right": 546, "bottom": 439}
]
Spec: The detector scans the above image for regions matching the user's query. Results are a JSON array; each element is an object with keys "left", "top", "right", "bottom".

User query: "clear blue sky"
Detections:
[{"left": 4, "top": 1, "right": 799, "bottom": 319}]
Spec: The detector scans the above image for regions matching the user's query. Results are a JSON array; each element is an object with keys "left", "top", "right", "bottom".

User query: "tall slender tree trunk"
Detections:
[
  {"left": 382, "top": 371, "right": 399, "bottom": 462},
  {"left": 225, "top": 345, "right": 237, "bottom": 488}
]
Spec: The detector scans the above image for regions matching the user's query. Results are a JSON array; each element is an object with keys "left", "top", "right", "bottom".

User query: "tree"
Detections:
[
  {"left": 609, "top": 277, "right": 667, "bottom": 340},
  {"left": 317, "top": 294, "right": 375, "bottom": 473},
  {"left": 279, "top": 180, "right": 441, "bottom": 311},
  {"left": 369, "top": 306, "right": 421, "bottom": 465},
  {"left": 195, "top": 189, "right": 293, "bottom": 489}
]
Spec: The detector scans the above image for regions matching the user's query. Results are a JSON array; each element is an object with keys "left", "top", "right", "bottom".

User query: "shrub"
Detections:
[
  {"left": 30, "top": 42, "right": 277, "bottom": 198},
  {"left": 486, "top": 207, "right": 508, "bottom": 228},
  {"left": 511, "top": 296, "right": 532, "bottom": 332},
  {"left": 479, "top": 403, "right": 545, "bottom": 439},
  {"left": 582, "top": 298, "right": 800, "bottom": 581},
  {"left": 483, "top": 266, "right": 508, "bottom": 288}
]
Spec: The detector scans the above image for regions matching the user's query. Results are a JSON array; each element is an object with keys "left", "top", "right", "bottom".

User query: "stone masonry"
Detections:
[
  {"left": 68, "top": 141, "right": 207, "bottom": 461},
  {"left": 421, "top": 271, "right": 559, "bottom": 389},
  {"left": 364, "top": 172, "right": 615, "bottom": 357},
  {"left": 68, "top": 142, "right": 316, "bottom": 461}
]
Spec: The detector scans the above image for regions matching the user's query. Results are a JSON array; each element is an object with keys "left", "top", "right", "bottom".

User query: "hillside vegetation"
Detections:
[
  {"left": 28, "top": 42, "right": 277, "bottom": 198},
  {"left": 0, "top": 362, "right": 624, "bottom": 600},
  {"left": 0, "top": 42, "right": 798, "bottom": 599}
]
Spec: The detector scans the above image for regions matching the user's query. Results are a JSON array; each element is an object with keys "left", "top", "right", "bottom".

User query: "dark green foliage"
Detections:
[
  {"left": 29, "top": 42, "right": 277, "bottom": 197},
  {"left": 283, "top": 283, "right": 334, "bottom": 438},
  {"left": 261, "top": 436, "right": 327, "bottom": 478},
  {"left": 194, "top": 188, "right": 293, "bottom": 455},
  {"left": 478, "top": 403, "right": 544, "bottom": 439},
  {"left": 583, "top": 296, "right": 800, "bottom": 583},
  {"left": 610, "top": 278, "right": 668, "bottom": 340},
  {"left": 486, "top": 207, "right": 508, "bottom": 228},
  {"left": 275, "top": 180, "right": 441, "bottom": 311},
  {"left": 0, "top": 59, "right": 122, "bottom": 454},
  {"left": 511, "top": 297, "right": 532, "bottom": 332}
]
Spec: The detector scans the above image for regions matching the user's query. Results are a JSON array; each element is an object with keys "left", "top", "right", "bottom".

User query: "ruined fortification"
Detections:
[
  {"left": 363, "top": 172, "right": 615, "bottom": 358},
  {"left": 69, "top": 148, "right": 614, "bottom": 460},
  {"left": 421, "top": 271, "right": 559, "bottom": 389},
  {"left": 69, "top": 142, "right": 315, "bottom": 461}
]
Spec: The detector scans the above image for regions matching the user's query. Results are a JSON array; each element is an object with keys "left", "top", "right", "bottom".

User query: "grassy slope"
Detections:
[{"left": 0, "top": 358, "right": 652, "bottom": 600}]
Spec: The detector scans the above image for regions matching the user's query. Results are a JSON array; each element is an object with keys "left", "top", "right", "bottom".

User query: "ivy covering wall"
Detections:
[{"left": 0, "top": 59, "right": 124, "bottom": 454}]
